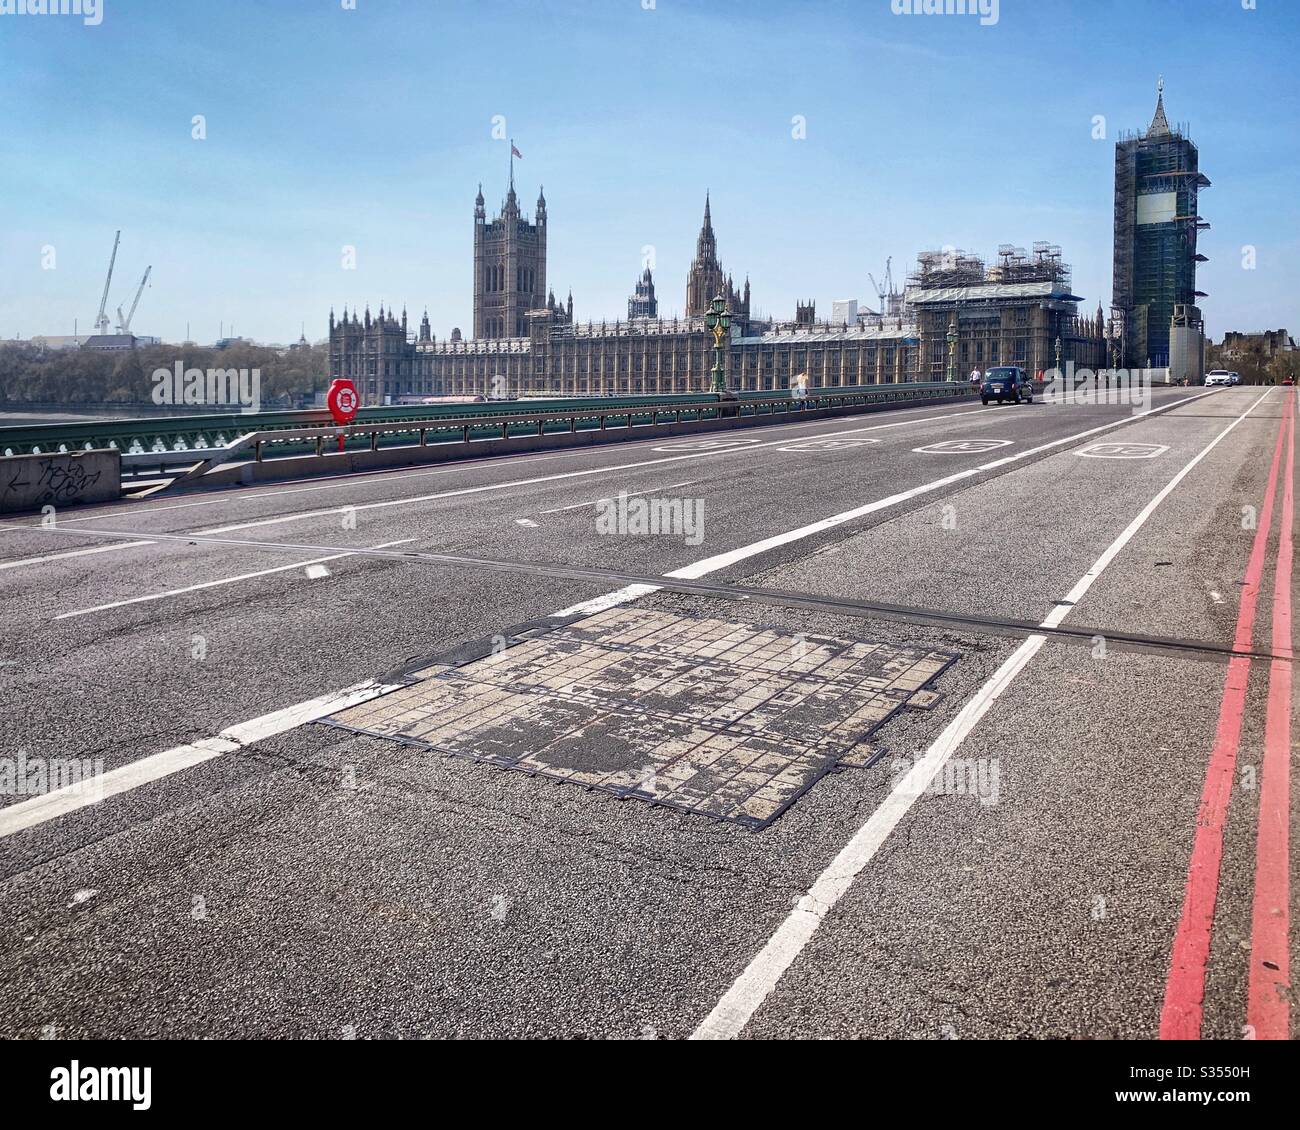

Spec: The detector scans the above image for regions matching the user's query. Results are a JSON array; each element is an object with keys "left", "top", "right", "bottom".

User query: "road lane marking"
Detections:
[
  {"left": 776, "top": 438, "right": 880, "bottom": 452},
  {"left": 557, "top": 391, "right": 1214, "bottom": 618},
  {"left": 0, "top": 388, "right": 1165, "bottom": 538},
  {"left": 912, "top": 439, "right": 1012, "bottom": 454},
  {"left": 52, "top": 539, "right": 415, "bottom": 620},
  {"left": 0, "top": 449, "right": 629, "bottom": 529},
  {"left": 0, "top": 390, "right": 1212, "bottom": 842},
  {"left": 538, "top": 480, "right": 701, "bottom": 514},
  {"left": 0, "top": 540, "right": 156, "bottom": 573},
  {"left": 1246, "top": 389, "right": 1294, "bottom": 1040},
  {"left": 1160, "top": 396, "right": 1289, "bottom": 1041},
  {"left": 188, "top": 407, "right": 1013, "bottom": 537},
  {"left": 693, "top": 388, "right": 1270, "bottom": 1040},
  {"left": 0, "top": 680, "right": 400, "bottom": 840},
  {"left": 1076, "top": 442, "right": 1170, "bottom": 460},
  {"left": 0, "top": 398, "right": 999, "bottom": 536}
]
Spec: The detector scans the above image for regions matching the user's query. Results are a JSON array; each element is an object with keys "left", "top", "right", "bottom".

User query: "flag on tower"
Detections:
[{"left": 511, "top": 143, "right": 522, "bottom": 159}]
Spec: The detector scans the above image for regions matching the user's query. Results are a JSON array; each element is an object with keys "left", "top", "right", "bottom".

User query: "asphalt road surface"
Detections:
[{"left": 1, "top": 385, "right": 1295, "bottom": 1040}]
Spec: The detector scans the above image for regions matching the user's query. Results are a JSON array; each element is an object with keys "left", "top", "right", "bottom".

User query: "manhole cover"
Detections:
[{"left": 323, "top": 609, "right": 956, "bottom": 828}]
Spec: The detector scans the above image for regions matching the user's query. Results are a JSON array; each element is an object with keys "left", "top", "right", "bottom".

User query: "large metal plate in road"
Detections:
[{"left": 323, "top": 609, "right": 957, "bottom": 829}]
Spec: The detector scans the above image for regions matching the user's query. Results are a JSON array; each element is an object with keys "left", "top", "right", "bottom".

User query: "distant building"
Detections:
[
  {"left": 81, "top": 334, "right": 139, "bottom": 352},
  {"left": 904, "top": 244, "right": 1107, "bottom": 378},
  {"left": 628, "top": 267, "right": 658, "bottom": 320},
  {"left": 684, "top": 194, "right": 750, "bottom": 320},
  {"left": 1220, "top": 329, "right": 1294, "bottom": 360},
  {"left": 26, "top": 335, "right": 84, "bottom": 351},
  {"left": 474, "top": 178, "right": 548, "bottom": 339},
  {"left": 1112, "top": 80, "right": 1210, "bottom": 368},
  {"left": 830, "top": 300, "right": 859, "bottom": 326},
  {"left": 330, "top": 181, "right": 1100, "bottom": 403}
]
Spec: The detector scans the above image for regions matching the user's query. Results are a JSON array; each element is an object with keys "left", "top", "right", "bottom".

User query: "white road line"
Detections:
[
  {"left": 538, "top": 480, "right": 701, "bottom": 514},
  {"left": 690, "top": 388, "right": 1272, "bottom": 1040},
  {"left": 190, "top": 406, "right": 1006, "bottom": 537},
  {"left": 53, "top": 538, "right": 415, "bottom": 620},
  {"left": 0, "top": 389, "right": 1209, "bottom": 840},
  {"left": 0, "top": 447, "right": 617, "bottom": 529},
  {"left": 556, "top": 391, "right": 1213, "bottom": 617},
  {"left": 0, "top": 396, "right": 996, "bottom": 534},
  {"left": 190, "top": 392, "right": 1147, "bottom": 540},
  {"left": 0, "top": 680, "right": 400, "bottom": 840},
  {"left": 0, "top": 540, "right": 155, "bottom": 573}
]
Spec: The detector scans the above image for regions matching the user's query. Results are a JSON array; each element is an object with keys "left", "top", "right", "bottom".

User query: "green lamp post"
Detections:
[
  {"left": 705, "top": 295, "right": 731, "bottom": 394},
  {"left": 946, "top": 316, "right": 959, "bottom": 383}
]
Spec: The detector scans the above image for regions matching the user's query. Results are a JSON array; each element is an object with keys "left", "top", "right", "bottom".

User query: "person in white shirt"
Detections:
[{"left": 969, "top": 367, "right": 983, "bottom": 388}]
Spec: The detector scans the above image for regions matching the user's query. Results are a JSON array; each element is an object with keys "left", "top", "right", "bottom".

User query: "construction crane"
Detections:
[
  {"left": 94, "top": 230, "right": 121, "bottom": 336},
  {"left": 868, "top": 257, "right": 893, "bottom": 317},
  {"left": 116, "top": 265, "right": 152, "bottom": 334}
]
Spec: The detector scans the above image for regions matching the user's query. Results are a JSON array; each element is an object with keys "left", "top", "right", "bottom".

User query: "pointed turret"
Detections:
[
  {"left": 1148, "top": 76, "right": 1171, "bottom": 137},
  {"left": 695, "top": 193, "right": 716, "bottom": 259}
]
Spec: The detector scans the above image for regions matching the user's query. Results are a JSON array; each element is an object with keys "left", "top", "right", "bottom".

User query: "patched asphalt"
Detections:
[{"left": 0, "top": 386, "right": 1294, "bottom": 1039}]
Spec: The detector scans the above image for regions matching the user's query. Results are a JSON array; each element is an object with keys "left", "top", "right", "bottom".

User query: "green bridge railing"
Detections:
[{"left": 0, "top": 384, "right": 966, "bottom": 463}]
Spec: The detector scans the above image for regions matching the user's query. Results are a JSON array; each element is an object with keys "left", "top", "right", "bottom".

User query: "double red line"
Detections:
[{"left": 1160, "top": 389, "right": 1295, "bottom": 1040}]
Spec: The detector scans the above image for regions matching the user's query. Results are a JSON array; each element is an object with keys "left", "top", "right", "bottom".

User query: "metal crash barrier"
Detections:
[{"left": 1, "top": 383, "right": 975, "bottom": 491}]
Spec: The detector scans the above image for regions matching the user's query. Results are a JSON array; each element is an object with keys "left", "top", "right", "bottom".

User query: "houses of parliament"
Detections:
[{"left": 328, "top": 174, "right": 1107, "bottom": 405}]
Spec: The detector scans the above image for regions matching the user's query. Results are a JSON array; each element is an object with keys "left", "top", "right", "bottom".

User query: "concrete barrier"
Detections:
[{"left": 0, "top": 450, "right": 121, "bottom": 513}]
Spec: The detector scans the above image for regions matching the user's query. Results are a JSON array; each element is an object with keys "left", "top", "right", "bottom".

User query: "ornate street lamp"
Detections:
[
  {"left": 946, "top": 316, "right": 959, "bottom": 383},
  {"left": 1055, "top": 334, "right": 1063, "bottom": 376},
  {"left": 705, "top": 294, "right": 731, "bottom": 394}
]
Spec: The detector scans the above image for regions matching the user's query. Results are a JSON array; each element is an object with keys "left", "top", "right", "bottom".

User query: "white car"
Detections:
[{"left": 1205, "top": 371, "right": 1233, "bottom": 387}]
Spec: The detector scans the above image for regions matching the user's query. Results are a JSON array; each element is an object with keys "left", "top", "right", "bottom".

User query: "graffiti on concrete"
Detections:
[{"left": 0, "top": 453, "right": 117, "bottom": 512}]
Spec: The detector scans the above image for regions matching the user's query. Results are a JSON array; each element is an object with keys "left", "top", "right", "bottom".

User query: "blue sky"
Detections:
[{"left": 1, "top": 0, "right": 1296, "bottom": 344}]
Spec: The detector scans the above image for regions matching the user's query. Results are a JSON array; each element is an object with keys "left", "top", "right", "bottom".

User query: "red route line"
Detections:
[
  {"left": 1159, "top": 397, "right": 1288, "bottom": 1040},
  {"left": 1246, "top": 390, "right": 1295, "bottom": 1039}
]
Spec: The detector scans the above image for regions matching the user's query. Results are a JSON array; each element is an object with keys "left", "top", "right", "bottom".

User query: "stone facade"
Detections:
[
  {"left": 329, "top": 180, "right": 1103, "bottom": 404},
  {"left": 684, "top": 194, "right": 750, "bottom": 321},
  {"left": 628, "top": 267, "right": 658, "bottom": 320},
  {"left": 905, "top": 246, "right": 1108, "bottom": 378},
  {"left": 473, "top": 180, "right": 547, "bottom": 340}
]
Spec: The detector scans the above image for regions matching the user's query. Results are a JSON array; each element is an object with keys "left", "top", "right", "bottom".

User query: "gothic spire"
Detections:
[
  {"left": 695, "top": 193, "right": 717, "bottom": 260},
  {"left": 1148, "top": 75, "right": 1171, "bottom": 137}
]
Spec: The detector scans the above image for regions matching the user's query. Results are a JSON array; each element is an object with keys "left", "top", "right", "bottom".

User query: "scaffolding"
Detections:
[
  {"left": 909, "top": 243, "right": 1070, "bottom": 292},
  {"left": 1112, "top": 101, "right": 1208, "bottom": 367},
  {"left": 908, "top": 249, "right": 987, "bottom": 290}
]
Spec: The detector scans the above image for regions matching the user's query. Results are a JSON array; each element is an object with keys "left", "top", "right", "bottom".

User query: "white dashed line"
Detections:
[
  {"left": 690, "top": 388, "right": 1269, "bottom": 1039},
  {"left": 53, "top": 539, "right": 414, "bottom": 620}
]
